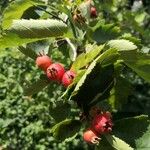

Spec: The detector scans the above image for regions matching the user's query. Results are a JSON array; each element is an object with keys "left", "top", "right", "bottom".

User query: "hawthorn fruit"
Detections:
[
  {"left": 90, "top": 6, "right": 97, "bottom": 18},
  {"left": 83, "top": 128, "right": 100, "bottom": 144},
  {"left": 62, "top": 70, "right": 76, "bottom": 87},
  {"left": 92, "top": 112, "right": 113, "bottom": 134},
  {"left": 46, "top": 63, "right": 65, "bottom": 82},
  {"left": 36, "top": 55, "right": 52, "bottom": 71}
]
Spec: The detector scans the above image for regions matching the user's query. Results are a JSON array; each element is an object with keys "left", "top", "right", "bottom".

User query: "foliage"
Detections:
[{"left": 0, "top": 0, "right": 150, "bottom": 149}]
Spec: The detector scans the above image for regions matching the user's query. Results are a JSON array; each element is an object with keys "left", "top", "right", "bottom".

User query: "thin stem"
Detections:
[{"left": 34, "top": 5, "right": 67, "bottom": 24}]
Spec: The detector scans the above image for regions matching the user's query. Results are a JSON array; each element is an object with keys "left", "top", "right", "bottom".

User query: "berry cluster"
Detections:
[
  {"left": 83, "top": 109, "right": 113, "bottom": 144},
  {"left": 36, "top": 54, "right": 76, "bottom": 87},
  {"left": 72, "top": 4, "right": 97, "bottom": 24}
]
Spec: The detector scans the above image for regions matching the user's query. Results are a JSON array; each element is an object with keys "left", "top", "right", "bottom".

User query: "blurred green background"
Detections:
[{"left": 0, "top": 0, "right": 150, "bottom": 149}]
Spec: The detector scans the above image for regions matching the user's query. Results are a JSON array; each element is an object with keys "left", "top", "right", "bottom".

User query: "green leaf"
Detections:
[
  {"left": 2, "top": 0, "right": 42, "bottom": 30},
  {"left": 136, "top": 124, "right": 150, "bottom": 150},
  {"left": 71, "top": 45, "right": 104, "bottom": 72},
  {"left": 108, "top": 39, "right": 137, "bottom": 51},
  {"left": 70, "top": 48, "right": 118, "bottom": 108},
  {"left": 97, "top": 48, "right": 119, "bottom": 66},
  {"left": 65, "top": 38, "right": 77, "bottom": 61},
  {"left": 109, "top": 76, "right": 133, "bottom": 111},
  {"left": 79, "top": 0, "right": 91, "bottom": 21},
  {"left": 71, "top": 56, "right": 99, "bottom": 97},
  {"left": 92, "top": 24, "right": 120, "bottom": 44},
  {"left": 18, "top": 46, "right": 37, "bottom": 60},
  {"left": 50, "top": 102, "right": 71, "bottom": 122},
  {"left": 121, "top": 33, "right": 141, "bottom": 47},
  {"left": 27, "top": 40, "right": 50, "bottom": 54},
  {"left": 105, "top": 134, "right": 134, "bottom": 150},
  {"left": 0, "top": 19, "right": 68, "bottom": 49},
  {"left": 9, "top": 19, "right": 68, "bottom": 38},
  {"left": 96, "top": 139, "right": 114, "bottom": 150},
  {"left": 71, "top": 64, "right": 114, "bottom": 111},
  {"left": 0, "top": 32, "right": 37, "bottom": 49},
  {"left": 24, "top": 75, "right": 50, "bottom": 96},
  {"left": 51, "top": 119, "right": 81, "bottom": 141},
  {"left": 96, "top": 135, "right": 133, "bottom": 150},
  {"left": 113, "top": 115, "right": 150, "bottom": 148},
  {"left": 119, "top": 51, "right": 150, "bottom": 83}
]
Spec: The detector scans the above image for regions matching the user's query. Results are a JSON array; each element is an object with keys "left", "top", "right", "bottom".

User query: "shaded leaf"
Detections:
[
  {"left": 0, "top": 32, "right": 37, "bottom": 49},
  {"left": 113, "top": 115, "right": 150, "bottom": 148},
  {"left": 119, "top": 51, "right": 150, "bottom": 83},
  {"left": 18, "top": 46, "right": 37, "bottom": 60},
  {"left": 50, "top": 102, "right": 71, "bottom": 122},
  {"left": 92, "top": 24, "right": 120, "bottom": 44},
  {"left": 24, "top": 75, "right": 50, "bottom": 96},
  {"left": 109, "top": 76, "right": 133, "bottom": 111},
  {"left": 72, "top": 64, "right": 114, "bottom": 113},
  {"left": 72, "top": 58, "right": 97, "bottom": 97},
  {"left": 51, "top": 119, "right": 81, "bottom": 141},
  {"left": 26, "top": 40, "right": 50, "bottom": 55},
  {"left": 97, "top": 48, "right": 119, "bottom": 66}
]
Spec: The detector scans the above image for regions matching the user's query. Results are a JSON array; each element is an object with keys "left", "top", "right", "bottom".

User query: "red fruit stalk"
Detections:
[
  {"left": 90, "top": 6, "right": 97, "bottom": 18},
  {"left": 36, "top": 55, "right": 52, "bottom": 71},
  {"left": 83, "top": 129, "right": 100, "bottom": 144},
  {"left": 46, "top": 63, "right": 65, "bottom": 82},
  {"left": 92, "top": 112, "right": 113, "bottom": 134},
  {"left": 62, "top": 70, "right": 76, "bottom": 87}
]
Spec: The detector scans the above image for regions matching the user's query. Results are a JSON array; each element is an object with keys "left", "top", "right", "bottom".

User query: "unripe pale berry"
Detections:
[
  {"left": 62, "top": 70, "right": 76, "bottom": 87},
  {"left": 46, "top": 63, "right": 65, "bottom": 82},
  {"left": 36, "top": 55, "right": 52, "bottom": 71},
  {"left": 73, "top": 14, "right": 78, "bottom": 22},
  {"left": 92, "top": 112, "right": 113, "bottom": 134},
  {"left": 83, "top": 129, "right": 100, "bottom": 144},
  {"left": 90, "top": 7, "right": 97, "bottom": 18}
]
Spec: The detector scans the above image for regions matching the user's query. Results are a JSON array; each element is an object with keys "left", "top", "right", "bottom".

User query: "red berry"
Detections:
[
  {"left": 62, "top": 70, "right": 76, "bottom": 87},
  {"left": 36, "top": 55, "right": 52, "bottom": 71},
  {"left": 90, "top": 7, "right": 97, "bottom": 18},
  {"left": 92, "top": 112, "right": 113, "bottom": 134},
  {"left": 46, "top": 63, "right": 65, "bottom": 82},
  {"left": 83, "top": 129, "right": 100, "bottom": 144}
]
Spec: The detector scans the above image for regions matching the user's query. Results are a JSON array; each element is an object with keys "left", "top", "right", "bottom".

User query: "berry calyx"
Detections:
[
  {"left": 83, "top": 129, "right": 100, "bottom": 144},
  {"left": 90, "top": 6, "right": 97, "bottom": 18},
  {"left": 36, "top": 55, "right": 52, "bottom": 71},
  {"left": 46, "top": 63, "right": 65, "bottom": 82},
  {"left": 62, "top": 70, "right": 76, "bottom": 87},
  {"left": 92, "top": 112, "right": 113, "bottom": 134}
]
